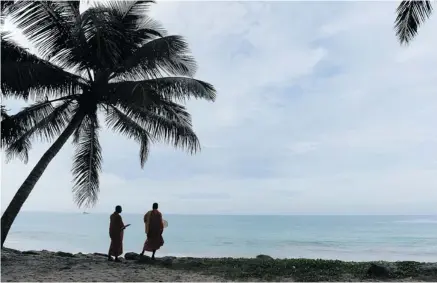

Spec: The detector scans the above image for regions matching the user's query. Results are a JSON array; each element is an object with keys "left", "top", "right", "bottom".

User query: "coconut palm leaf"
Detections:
[
  {"left": 108, "top": 81, "right": 196, "bottom": 127},
  {"left": 8, "top": 1, "right": 79, "bottom": 63},
  {"left": 10, "top": 96, "right": 78, "bottom": 131},
  {"left": 1, "top": 105, "right": 25, "bottom": 147},
  {"left": 79, "top": 6, "right": 127, "bottom": 71},
  {"left": 5, "top": 99, "right": 75, "bottom": 163},
  {"left": 105, "top": 105, "right": 152, "bottom": 167},
  {"left": 106, "top": 1, "right": 163, "bottom": 55},
  {"left": 112, "top": 35, "right": 197, "bottom": 80},
  {"left": 72, "top": 114, "right": 102, "bottom": 208},
  {"left": 115, "top": 100, "right": 200, "bottom": 154},
  {"left": 1, "top": 35, "right": 83, "bottom": 100},
  {"left": 394, "top": 0, "right": 434, "bottom": 44},
  {"left": 1, "top": 96, "right": 76, "bottom": 149},
  {"left": 109, "top": 77, "right": 216, "bottom": 109},
  {"left": 137, "top": 77, "right": 216, "bottom": 102}
]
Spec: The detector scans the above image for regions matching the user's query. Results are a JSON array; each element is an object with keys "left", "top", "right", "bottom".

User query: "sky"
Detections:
[{"left": 1, "top": 1, "right": 437, "bottom": 215}]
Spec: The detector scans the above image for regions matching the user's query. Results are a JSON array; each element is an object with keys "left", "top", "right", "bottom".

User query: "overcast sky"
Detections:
[{"left": 1, "top": 1, "right": 437, "bottom": 215}]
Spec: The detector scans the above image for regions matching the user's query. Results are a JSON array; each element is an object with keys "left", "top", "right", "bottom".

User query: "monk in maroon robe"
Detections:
[
  {"left": 140, "top": 202, "right": 164, "bottom": 259},
  {"left": 108, "top": 205, "right": 129, "bottom": 262}
]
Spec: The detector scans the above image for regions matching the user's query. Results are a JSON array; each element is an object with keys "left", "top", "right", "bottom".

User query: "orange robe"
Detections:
[
  {"left": 143, "top": 209, "right": 164, "bottom": 252},
  {"left": 109, "top": 212, "right": 124, "bottom": 257}
]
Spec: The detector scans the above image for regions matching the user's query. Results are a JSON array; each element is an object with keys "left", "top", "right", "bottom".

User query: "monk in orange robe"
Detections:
[
  {"left": 140, "top": 202, "right": 164, "bottom": 259},
  {"left": 108, "top": 205, "right": 129, "bottom": 262}
]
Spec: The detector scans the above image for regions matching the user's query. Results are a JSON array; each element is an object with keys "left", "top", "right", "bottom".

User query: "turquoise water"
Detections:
[{"left": 4, "top": 212, "right": 437, "bottom": 262}]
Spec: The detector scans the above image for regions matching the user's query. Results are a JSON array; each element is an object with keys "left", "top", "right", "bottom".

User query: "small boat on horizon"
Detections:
[{"left": 83, "top": 212, "right": 90, "bottom": 215}]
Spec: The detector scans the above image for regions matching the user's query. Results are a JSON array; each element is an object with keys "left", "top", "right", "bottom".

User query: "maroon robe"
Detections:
[
  {"left": 143, "top": 209, "right": 164, "bottom": 252},
  {"left": 109, "top": 212, "right": 124, "bottom": 257}
]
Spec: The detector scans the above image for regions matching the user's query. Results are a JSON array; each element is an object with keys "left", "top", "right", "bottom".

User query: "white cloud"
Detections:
[{"left": 2, "top": 1, "right": 437, "bottom": 215}]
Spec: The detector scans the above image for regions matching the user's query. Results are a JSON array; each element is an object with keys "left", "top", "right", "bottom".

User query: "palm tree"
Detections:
[
  {"left": 0, "top": 0, "right": 216, "bottom": 247},
  {"left": 394, "top": 0, "right": 434, "bottom": 45}
]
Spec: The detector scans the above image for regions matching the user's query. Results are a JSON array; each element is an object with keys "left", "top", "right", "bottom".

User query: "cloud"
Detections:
[{"left": 1, "top": 1, "right": 437, "bottom": 215}]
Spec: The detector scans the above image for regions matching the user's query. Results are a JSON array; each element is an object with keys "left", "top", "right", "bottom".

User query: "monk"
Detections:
[
  {"left": 140, "top": 202, "right": 164, "bottom": 259},
  {"left": 108, "top": 205, "right": 130, "bottom": 262}
]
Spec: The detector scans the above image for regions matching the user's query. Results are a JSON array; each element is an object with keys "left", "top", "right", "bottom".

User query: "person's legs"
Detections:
[
  {"left": 108, "top": 244, "right": 113, "bottom": 261},
  {"left": 141, "top": 240, "right": 146, "bottom": 256},
  {"left": 152, "top": 250, "right": 156, "bottom": 260}
]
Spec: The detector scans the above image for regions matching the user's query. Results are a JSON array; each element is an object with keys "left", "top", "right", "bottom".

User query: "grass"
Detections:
[{"left": 163, "top": 257, "right": 437, "bottom": 281}]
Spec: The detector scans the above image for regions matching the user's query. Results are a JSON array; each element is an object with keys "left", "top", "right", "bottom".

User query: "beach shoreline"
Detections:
[{"left": 2, "top": 247, "right": 437, "bottom": 282}]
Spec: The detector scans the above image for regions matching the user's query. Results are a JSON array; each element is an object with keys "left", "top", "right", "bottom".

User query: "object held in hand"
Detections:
[{"left": 163, "top": 219, "right": 168, "bottom": 228}]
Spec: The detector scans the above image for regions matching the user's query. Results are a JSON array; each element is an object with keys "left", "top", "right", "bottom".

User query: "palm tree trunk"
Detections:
[{"left": 1, "top": 112, "right": 84, "bottom": 247}]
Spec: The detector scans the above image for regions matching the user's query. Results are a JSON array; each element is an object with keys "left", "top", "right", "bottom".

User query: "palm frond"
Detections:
[
  {"left": 105, "top": 1, "right": 166, "bottom": 68},
  {"left": 1, "top": 105, "right": 26, "bottom": 147},
  {"left": 57, "top": 1, "right": 81, "bottom": 19},
  {"left": 109, "top": 80, "right": 196, "bottom": 125},
  {"left": 112, "top": 35, "right": 197, "bottom": 80},
  {"left": 150, "top": 99, "right": 193, "bottom": 126},
  {"left": 108, "top": 77, "right": 216, "bottom": 113},
  {"left": 5, "top": 99, "right": 75, "bottom": 163},
  {"left": 395, "top": 0, "right": 433, "bottom": 45},
  {"left": 106, "top": 1, "right": 154, "bottom": 19},
  {"left": 116, "top": 101, "right": 200, "bottom": 154},
  {"left": 8, "top": 1, "right": 84, "bottom": 67},
  {"left": 107, "top": 0, "right": 163, "bottom": 40},
  {"left": 1, "top": 35, "right": 84, "bottom": 100},
  {"left": 78, "top": 6, "right": 129, "bottom": 71},
  {"left": 105, "top": 105, "right": 151, "bottom": 168},
  {"left": 72, "top": 113, "right": 102, "bottom": 208}
]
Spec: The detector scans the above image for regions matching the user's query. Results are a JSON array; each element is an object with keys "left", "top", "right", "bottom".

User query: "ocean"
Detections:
[{"left": 4, "top": 212, "right": 437, "bottom": 262}]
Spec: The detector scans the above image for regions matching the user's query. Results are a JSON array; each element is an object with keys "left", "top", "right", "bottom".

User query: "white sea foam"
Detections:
[{"left": 393, "top": 219, "right": 437, "bottom": 224}]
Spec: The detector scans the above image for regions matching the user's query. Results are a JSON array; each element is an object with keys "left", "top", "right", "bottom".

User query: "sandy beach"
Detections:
[{"left": 2, "top": 248, "right": 437, "bottom": 282}]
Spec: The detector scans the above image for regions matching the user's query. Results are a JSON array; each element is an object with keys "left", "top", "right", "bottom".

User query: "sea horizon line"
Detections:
[{"left": 5, "top": 210, "right": 437, "bottom": 217}]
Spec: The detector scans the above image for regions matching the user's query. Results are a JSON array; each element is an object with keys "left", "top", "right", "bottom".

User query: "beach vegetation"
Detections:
[{"left": 165, "top": 257, "right": 437, "bottom": 281}]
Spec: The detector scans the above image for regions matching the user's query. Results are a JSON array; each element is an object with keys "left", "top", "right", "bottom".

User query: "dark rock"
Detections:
[
  {"left": 183, "top": 258, "right": 203, "bottom": 267},
  {"left": 2, "top": 247, "right": 21, "bottom": 254},
  {"left": 55, "top": 251, "right": 74, "bottom": 258},
  {"left": 125, "top": 252, "right": 140, "bottom": 260},
  {"left": 159, "top": 256, "right": 176, "bottom": 267},
  {"left": 256, "top": 254, "right": 273, "bottom": 260},
  {"left": 59, "top": 266, "right": 72, "bottom": 270},
  {"left": 418, "top": 263, "right": 437, "bottom": 276},
  {"left": 22, "top": 250, "right": 39, "bottom": 255},
  {"left": 137, "top": 255, "right": 153, "bottom": 264},
  {"left": 93, "top": 252, "right": 108, "bottom": 257},
  {"left": 367, "top": 263, "right": 391, "bottom": 278}
]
